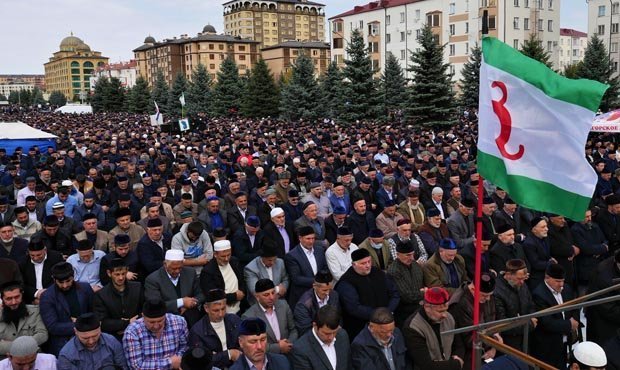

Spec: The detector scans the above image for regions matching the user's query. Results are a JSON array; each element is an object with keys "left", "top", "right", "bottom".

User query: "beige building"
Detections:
[
  {"left": 0, "top": 75, "right": 45, "bottom": 91},
  {"left": 330, "top": 0, "right": 560, "bottom": 81},
  {"left": 134, "top": 25, "right": 260, "bottom": 86},
  {"left": 44, "top": 34, "right": 108, "bottom": 101},
  {"left": 262, "top": 41, "right": 330, "bottom": 77},
  {"left": 558, "top": 28, "right": 587, "bottom": 70},
  {"left": 223, "top": 0, "right": 326, "bottom": 48}
]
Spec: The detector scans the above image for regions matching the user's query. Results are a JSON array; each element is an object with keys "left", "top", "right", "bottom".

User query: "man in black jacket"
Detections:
[
  {"left": 587, "top": 251, "right": 620, "bottom": 345},
  {"left": 348, "top": 198, "right": 377, "bottom": 246},
  {"left": 31, "top": 215, "right": 73, "bottom": 259},
  {"left": 92, "top": 258, "right": 143, "bottom": 341},
  {"left": 595, "top": 193, "right": 620, "bottom": 253},
  {"left": 489, "top": 224, "right": 529, "bottom": 275},
  {"left": 19, "top": 239, "right": 64, "bottom": 304}
]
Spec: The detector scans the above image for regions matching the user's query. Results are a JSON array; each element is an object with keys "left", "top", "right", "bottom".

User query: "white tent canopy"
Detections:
[{"left": 0, "top": 121, "right": 57, "bottom": 140}]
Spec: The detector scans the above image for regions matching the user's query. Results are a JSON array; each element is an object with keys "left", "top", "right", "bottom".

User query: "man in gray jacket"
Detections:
[
  {"left": 171, "top": 221, "right": 213, "bottom": 274},
  {"left": 244, "top": 242, "right": 289, "bottom": 304},
  {"left": 242, "top": 279, "right": 298, "bottom": 355}
]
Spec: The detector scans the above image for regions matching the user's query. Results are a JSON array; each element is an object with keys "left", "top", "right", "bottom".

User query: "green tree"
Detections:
[
  {"left": 8, "top": 91, "right": 19, "bottom": 105},
  {"left": 129, "top": 76, "right": 151, "bottom": 113},
  {"left": 151, "top": 70, "right": 170, "bottom": 113},
  {"left": 520, "top": 34, "right": 553, "bottom": 68},
  {"left": 48, "top": 91, "right": 67, "bottom": 106},
  {"left": 380, "top": 52, "right": 407, "bottom": 119},
  {"left": 211, "top": 57, "right": 244, "bottom": 117},
  {"left": 340, "top": 29, "right": 380, "bottom": 122},
  {"left": 459, "top": 44, "right": 481, "bottom": 109},
  {"left": 562, "top": 62, "right": 583, "bottom": 79},
  {"left": 105, "top": 77, "right": 126, "bottom": 112},
  {"left": 318, "top": 61, "right": 344, "bottom": 119},
  {"left": 577, "top": 34, "right": 620, "bottom": 111},
  {"left": 242, "top": 58, "right": 280, "bottom": 118},
  {"left": 0, "top": 94, "right": 6, "bottom": 101},
  {"left": 31, "top": 87, "right": 46, "bottom": 106},
  {"left": 91, "top": 77, "right": 109, "bottom": 112},
  {"left": 187, "top": 63, "right": 212, "bottom": 117},
  {"left": 168, "top": 72, "right": 189, "bottom": 119},
  {"left": 406, "top": 24, "right": 457, "bottom": 126},
  {"left": 20, "top": 90, "right": 32, "bottom": 106},
  {"left": 280, "top": 53, "right": 320, "bottom": 121}
]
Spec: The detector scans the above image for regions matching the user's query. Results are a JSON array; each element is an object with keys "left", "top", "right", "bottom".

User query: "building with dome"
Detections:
[
  {"left": 133, "top": 26, "right": 259, "bottom": 86},
  {"left": 44, "top": 33, "right": 109, "bottom": 101}
]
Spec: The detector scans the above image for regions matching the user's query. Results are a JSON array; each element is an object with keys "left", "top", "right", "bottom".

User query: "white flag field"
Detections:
[
  {"left": 591, "top": 109, "right": 620, "bottom": 132},
  {"left": 477, "top": 37, "right": 608, "bottom": 220}
]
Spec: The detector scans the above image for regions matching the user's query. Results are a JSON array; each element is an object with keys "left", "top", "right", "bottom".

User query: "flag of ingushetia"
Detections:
[{"left": 477, "top": 37, "right": 608, "bottom": 220}]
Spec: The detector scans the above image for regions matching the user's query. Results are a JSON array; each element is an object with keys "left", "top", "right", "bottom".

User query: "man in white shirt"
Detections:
[
  {"left": 292, "top": 305, "right": 350, "bottom": 370},
  {"left": 15, "top": 177, "right": 36, "bottom": 207},
  {"left": 325, "top": 227, "right": 358, "bottom": 282},
  {"left": 0, "top": 336, "right": 56, "bottom": 370}
]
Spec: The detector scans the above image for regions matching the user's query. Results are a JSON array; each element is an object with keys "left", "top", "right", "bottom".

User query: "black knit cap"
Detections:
[
  {"left": 238, "top": 318, "right": 267, "bottom": 336},
  {"left": 51, "top": 262, "right": 74, "bottom": 281},
  {"left": 143, "top": 299, "right": 167, "bottom": 318},
  {"left": 255, "top": 278, "right": 275, "bottom": 293},
  {"left": 75, "top": 313, "right": 100, "bottom": 332}
]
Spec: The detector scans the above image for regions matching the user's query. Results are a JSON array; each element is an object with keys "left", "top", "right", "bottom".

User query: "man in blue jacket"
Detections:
[
  {"left": 39, "top": 262, "right": 94, "bottom": 356},
  {"left": 230, "top": 318, "right": 290, "bottom": 370}
]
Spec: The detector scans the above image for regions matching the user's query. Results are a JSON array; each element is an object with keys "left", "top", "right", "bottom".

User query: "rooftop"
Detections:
[
  {"left": 133, "top": 33, "right": 259, "bottom": 52},
  {"left": 96, "top": 60, "right": 137, "bottom": 72},
  {"left": 261, "top": 40, "right": 330, "bottom": 50},
  {"left": 560, "top": 28, "right": 588, "bottom": 38},
  {"left": 330, "top": 0, "right": 421, "bottom": 20},
  {"left": 223, "top": 0, "right": 325, "bottom": 6}
]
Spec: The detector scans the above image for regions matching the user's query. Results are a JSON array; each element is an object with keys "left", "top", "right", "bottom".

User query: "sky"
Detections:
[{"left": 0, "top": 0, "right": 587, "bottom": 74}]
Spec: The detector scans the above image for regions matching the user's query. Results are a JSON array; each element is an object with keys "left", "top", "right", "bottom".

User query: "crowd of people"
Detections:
[{"left": 0, "top": 109, "right": 614, "bottom": 369}]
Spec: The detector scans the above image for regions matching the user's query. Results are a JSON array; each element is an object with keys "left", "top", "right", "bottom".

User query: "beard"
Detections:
[{"left": 2, "top": 302, "right": 28, "bottom": 324}]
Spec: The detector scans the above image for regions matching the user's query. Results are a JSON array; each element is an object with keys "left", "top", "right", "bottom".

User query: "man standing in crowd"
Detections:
[{"left": 285, "top": 226, "right": 328, "bottom": 308}]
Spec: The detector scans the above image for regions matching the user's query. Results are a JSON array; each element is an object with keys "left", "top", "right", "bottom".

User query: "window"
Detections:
[
  {"left": 401, "top": 31, "right": 406, "bottom": 41},
  {"left": 548, "top": 0, "right": 553, "bottom": 9},
  {"left": 239, "top": 55, "right": 246, "bottom": 61},
  {"left": 547, "top": 41, "right": 553, "bottom": 52},
  {"left": 386, "top": 15, "right": 391, "bottom": 25},
  {"left": 613, "top": 23, "right": 619, "bottom": 33},
  {"left": 415, "top": 10, "right": 420, "bottom": 20},
  {"left": 614, "top": 62, "right": 618, "bottom": 72},
  {"left": 449, "top": 44, "right": 455, "bottom": 55},
  {"left": 427, "top": 13, "right": 440, "bottom": 27},
  {"left": 333, "top": 22, "right": 343, "bottom": 32},
  {"left": 538, "top": 0, "right": 543, "bottom": 9},
  {"left": 612, "top": 43, "right": 618, "bottom": 53},
  {"left": 209, "top": 64, "right": 215, "bottom": 69},
  {"left": 489, "top": 15, "right": 496, "bottom": 29},
  {"left": 333, "top": 38, "right": 343, "bottom": 48},
  {"left": 614, "top": 2, "right": 620, "bottom": 15},
  {"left": 465, "top": 42, "right": 469, "bottom": 54},
  {"left": 514, "top": 0, "right": 519, "bottom": 6},
  {"left": 386, "top": 34, "right": 391, "bottom": 43},
  {"left": 573, "top": 49, "right": 578, "bottom": 56},
  {"left": 449, "top": 24, "right": 455, "bottom": 35},
  {"left": 416, "top": 29, "right": 421, "bottom": 38},
  {"left": 514, "top": 39, "right": 519, "bottom": 49},
  {"left": 449, "top": 65, "right": 455, "bottom": 75},
  {"left": 599, "top": 25, "right": 606, "bottom": 35},
  {"left": 538, "top": 19, "right": 544, "bottom": 31},
  {"left": 548, "top": 20, "right": 553, "bottom": 32},
  {"left": 368, "top": 23, "right": 380, "bottom": 36},
  {"left": 524, "top": 18, "right": 530, "bottom": 30},
  {"left": 524, "top": 0, "right": 529, "bottom": 7},
  {"left": 400, "top": 49, "right": 406, "bottom": 60},
  {"left": 599, "top": 5, "right": 606, "bottom": 17},
  {"left": 449, "top": 3, "right": 455, "bottom": 14},
  {"left": 465, "top": 22, "right": 469, "bottom": 33},
  {"left": 372, "top": 59, "right": 380, "bottom": 71},
  {"left": 359, "top": 20, "right": 363, "bottom": 29},
  {"left": 513, "top": 17, "right": 519, "bottom": 29},
  {"left": 400, "top": 12, "right": 405, "bottom": 23},
  {"left": 368, "top": 42, "right": 379, "bottom": 53}
]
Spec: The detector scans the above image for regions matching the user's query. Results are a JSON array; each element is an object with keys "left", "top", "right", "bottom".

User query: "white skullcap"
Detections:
[
  {"left": 214, "top": 240, "right": 231, "bottom": 251},
  {"left": 10, "top": 336, "right": 38, "bottom": 356},
  {"left": 293, "top": 157, "right": 301, "bottom": 163},
  {"left": 270, "top": 207, "right": 285, "bottom": 218},
  {"left": 432, "top": 187, "right": 444, "bottom": 195},
  {"left": 409, "top": 179, "right": 420, "bottom": 187},
  {"left": 573, "top": 341, "right": 607, "bottom": 367},
  {"left": 61, "top": 180, "right": 73, "bottom": 187},
  {"left": 165, "top": 249, "right": 184, "bottom": 261}
]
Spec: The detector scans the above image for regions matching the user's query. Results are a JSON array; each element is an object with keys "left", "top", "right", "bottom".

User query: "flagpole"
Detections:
[{"left": 472, "top": 10, "right": 489, "bottom": 370}]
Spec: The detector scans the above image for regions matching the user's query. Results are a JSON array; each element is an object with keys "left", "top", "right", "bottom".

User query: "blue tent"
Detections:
[{"left": 0, "top": 121, "right": 57, "bottom": 155}]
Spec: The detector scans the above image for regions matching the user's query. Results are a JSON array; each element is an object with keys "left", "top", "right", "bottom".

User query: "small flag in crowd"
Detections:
[
  {"left": 477, "top": 37, "right": 608, "bottom": 220},
  {"left": 150, "top": 101, "right": 163, "bottom": 126},
  {"left": 179, "top": 92, "right": 186, "bottom": 107}
]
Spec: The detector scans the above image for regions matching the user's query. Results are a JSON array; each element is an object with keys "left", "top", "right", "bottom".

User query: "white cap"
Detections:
[
  {"left": 573, "top": 341, "right": 606, "bottom": 367},
  {"left": 432, "top": 187, "right": 444, "bottom": 195},
  {"left": 409, "top": 179, "right": 420, "bottom": 187},
  {"left": 52, "top": 202, "right": 64, "bottom": 210},
  {"left": 165, "top": 249, "right": 184, "bottom": 261},
  {"left": 270, "top": 207, "right": 285, "bottom": 218},
  {"left": 61, "top": 180, "right": 73, "bottom": 187},
  {"left": 214, "top": 240, "right": 231, "bottom": 252},
  {"left": 293, "top": 157, "right": 300, "bottom": 163}
]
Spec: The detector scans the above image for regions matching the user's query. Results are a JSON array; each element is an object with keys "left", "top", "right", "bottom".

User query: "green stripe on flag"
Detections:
[
  {"left": 482, "top": 37, "right": 608, "bottom": 113},
  {"left": 477, "top": 151, "right": 591, "bottom": 221}
]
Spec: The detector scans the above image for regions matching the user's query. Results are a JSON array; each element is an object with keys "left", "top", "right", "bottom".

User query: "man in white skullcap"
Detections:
[
  {"left": 200, "top": 240, "right": 246, "bottom": 314},
  {"left": 570, "top": 341, "right": 607, "bottom": 370},
  {"left": 0, "top": 336, "right": 56, "bottom": 369},
  {"left": 262, "top": 207, "right": 295, "bottom": 258},
  {"left": 144, "top": 249, "right": 205, "bottom": 327}
]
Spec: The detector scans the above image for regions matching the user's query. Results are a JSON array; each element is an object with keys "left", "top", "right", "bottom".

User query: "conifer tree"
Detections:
[
  {"left": 459, "top": 44, "right": 481, "bottom": 109},
  {"left": 319, "top": 61, "right": 344, "bottom": 120},
  {"left": 577, "top": 34, "right": 620, "bottom": 111},
  {"left": 280, "top": 53, "right": 320, "bottom": 121},
  {"left": 242, "top": 58, "right": 280, "bottom": 118},
  {"left": 129, "top": 76, "right": 151, "bottom": 113},
  {"left": 48, "top": 91, "right": 67, "bottom": 106},
  {"left": 168, "top": 72, "right": 188, "bottom": 119},
  {"left": 105, "top": 77, "right": 125, "bottom": 112},
  {"left": 151, "top": 70, "right": 170, "bottom": 113},
  {"left": 340, "top": 29, "right": 379, "bottom": 122},
  {"left": 520, "top": 34, "right": 553, "bottom": 68},
  {"left": 31, "top": 87, "right": 46, "bottom": 106},
  {"left": 380, "top": 52, "right": 407, "bottom": 119},
  {"left": 91, "top": 76, "right": 109, "bottom": 113},
  {"left": 211, "top": 56, "right": 243, "bottom": 117},
  {"left": 187, "top": 63, "right": 212, "bottom": 117},
  {"left": 406, "top": 24, "right": 456, "bottom": 126}
]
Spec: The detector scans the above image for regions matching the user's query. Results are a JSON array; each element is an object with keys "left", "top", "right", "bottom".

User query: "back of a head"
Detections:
[
  {"left": 315, "top": 305, "right": 340, "bottom": 330},
  {"left": 9, "top": 336, "right": 38, "bottom": 357},
  {"left": 181, "top": 346, "right": 213, "bottom": 370},
  {"left": 370, "top": 307, "right": 395, "bottom": 325}
]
